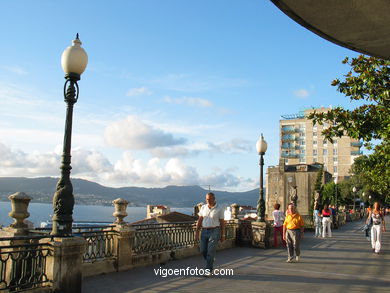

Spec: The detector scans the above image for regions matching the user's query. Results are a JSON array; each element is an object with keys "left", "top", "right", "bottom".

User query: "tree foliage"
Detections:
[{"left": 308, "top": 55, "right": 390, "bottom": 201}]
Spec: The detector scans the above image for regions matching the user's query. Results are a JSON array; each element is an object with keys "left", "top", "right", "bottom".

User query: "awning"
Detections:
[{"left": 270, "top": 0, "right": 390, "bottom": 60}]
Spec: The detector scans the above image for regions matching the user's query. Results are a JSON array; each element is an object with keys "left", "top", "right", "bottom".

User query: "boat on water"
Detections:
[{"left": 40, "top": 220, "right": 113, "bottom": 228}]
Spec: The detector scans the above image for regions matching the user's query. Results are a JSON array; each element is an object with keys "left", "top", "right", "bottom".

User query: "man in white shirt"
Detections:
[{"left": 195, "top": 192, "right": 225, "bottom": 274}]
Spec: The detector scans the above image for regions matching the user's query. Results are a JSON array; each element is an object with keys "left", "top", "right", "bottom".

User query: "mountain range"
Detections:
[{"left": 0, "top": 177, "right": 260, "bottom": 208}]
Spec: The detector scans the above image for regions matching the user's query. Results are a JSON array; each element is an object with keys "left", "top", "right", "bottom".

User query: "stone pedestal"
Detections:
[
  {"left": 112, "top": 224, "right": 135, "bottom": 271},
  {"left": 45, "top": 237, "right": 86, "bottom": 293},
  {"left": 251, "top": 221, "right": 271, "bottom": 249}
]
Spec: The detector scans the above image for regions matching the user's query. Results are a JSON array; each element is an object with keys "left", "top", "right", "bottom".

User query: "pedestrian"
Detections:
[
  {"left": 283, "top": 203, "right": 304, "bottom": 263},
  {"left": 195, "top": 192, "right": 225, "bottom": 275},
  {"left": 366, "top": 202, "right": 386, "bottom": 254},
  {"left": 313, "top": 207, "right": 322, "bottom": 237},
  {"left": 272, "top": 203, "right": 286, "bottom": 248},
  {"left": 322, "top": 204, "right": 332, "bottom": 238}
]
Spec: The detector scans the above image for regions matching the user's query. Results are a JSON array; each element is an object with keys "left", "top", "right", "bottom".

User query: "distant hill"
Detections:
[{"left": 0, "top": 177, "right": 261, "bottom": 208}]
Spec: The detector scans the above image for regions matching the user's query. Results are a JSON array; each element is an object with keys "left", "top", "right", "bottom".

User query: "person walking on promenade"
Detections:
[
  {"left": 322, "top": 204, "right": 332, "bottom": 238},
  {"left": 313, "top": 207, "right": 322, "bottom": 237},
  {"left": 283, "top": 203, "right": 304, "bottom": 263},
  {"left": 272, "top": 203, "right": 286, "bottom": 248},
  {"left": 195, "top": 192, "right": 225, "bottom": 274},
  {"left": 366, "top": 202, "right": 386, "bottom": 254}
]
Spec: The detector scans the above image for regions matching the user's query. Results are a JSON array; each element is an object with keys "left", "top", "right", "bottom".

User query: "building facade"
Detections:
[
  {"left": 279, "top": 107, "right": 362, "bottom": 180},
  {"left": 266, "top": 160, "right": 332, "bottom": 217}
]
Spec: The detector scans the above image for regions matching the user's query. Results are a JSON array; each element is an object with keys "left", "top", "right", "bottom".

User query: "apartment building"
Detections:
[{"left": 279, "top": 107, "right": 363, "bottom": 180}]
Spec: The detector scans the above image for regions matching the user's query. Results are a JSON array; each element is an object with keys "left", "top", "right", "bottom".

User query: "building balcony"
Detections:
[
  {"left": 351, "top": 141, "right": 363, "bottom": 147},
  {"left": 351, "top": 151, "right": 363, "bottom": 156},
  {"left": 281, "top": 153, "right": 299, "bottom": 158},
  {"left": 281, "top": 135, "right": 295, "bottom": 141},
  {"left": 281, "top": 126, "right": 296, "bottom": 133}
]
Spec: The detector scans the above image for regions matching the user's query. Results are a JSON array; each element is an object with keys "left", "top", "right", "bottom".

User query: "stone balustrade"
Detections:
[{"left": 0, "top": 192, "right": 360, "bottom": 292}]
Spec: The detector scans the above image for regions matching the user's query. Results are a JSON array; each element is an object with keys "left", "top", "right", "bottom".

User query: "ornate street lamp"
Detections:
[
  {"left": 352, "top": 186, "right": 357, "bottom": 213},
  {"left": 51, "top": 34, "right": 88, "bottom": 236},
  {"left": 334, "top": 177, "right": 338, "bottom": 212},
  {"left": 256, "top": 133, "right": 267, "bottom": 222}
]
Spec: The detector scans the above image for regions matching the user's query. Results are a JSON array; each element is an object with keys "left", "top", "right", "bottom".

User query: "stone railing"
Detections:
[
  {"left": 0, "top": 195, "right": 264, "bottom": 292},
  {"left": 0, "top": 235, "right": 53, "bottom": 292}
]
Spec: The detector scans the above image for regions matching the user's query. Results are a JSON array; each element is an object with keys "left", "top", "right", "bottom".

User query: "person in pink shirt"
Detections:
[{"left": 272, "top": 203, "right": 286, "bottom": 247}]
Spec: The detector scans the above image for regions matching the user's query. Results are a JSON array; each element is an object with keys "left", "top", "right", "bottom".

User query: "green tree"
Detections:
[{"left": 309, "top": 55, "right": 390, "bottom": 201}]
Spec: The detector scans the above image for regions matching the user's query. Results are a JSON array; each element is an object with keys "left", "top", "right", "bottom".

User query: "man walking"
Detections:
[
  {"left": 195, "top": 192, "right": 225, "bottom": 275},
  {"left": 283, "top": 203, "right": 304, "bottom": 263}
]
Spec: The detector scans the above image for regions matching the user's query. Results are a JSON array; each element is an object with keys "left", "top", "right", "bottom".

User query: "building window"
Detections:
[
  {"left": 323, "top": 139, "right": 328, "bottom": 145},
  {"left": 323, "top": 149, "right": 328, "bottom": 155},
  {"left": 333, "top": 166, "right": 338, "bottom": 173},
  {"left": 301, "top": 149, "right": 305, "bottom": 155},
  {"left": 300, "top": 140, "right": 305, "bottom": 146},
  {"left": 333, "top": 157, "right": 338, "bottom": 162},
  {"left": 313, "top": 140, "right": 317, "bottom": 146},
  {"left": 299, "top": 157, "right": 305, "bottom": 163},
  {"left": 333, "top": 139, "right": 338, "bottom": 145},
  {"left": 313, "top": 132, "right": 317, "bottom": 137},
  {"left": 313, "top": 149, "right": 317, "bottom": 156},
  {"left": 333, "top": 149, "right": 338, "bottom": 155}
]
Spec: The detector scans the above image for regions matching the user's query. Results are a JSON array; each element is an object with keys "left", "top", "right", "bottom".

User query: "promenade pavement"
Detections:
[{"left": 83, "top": 216, "right": 389, "bottom": 293}]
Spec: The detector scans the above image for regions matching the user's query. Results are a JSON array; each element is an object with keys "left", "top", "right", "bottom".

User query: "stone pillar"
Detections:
[
  {"left": 45, "top": 237, "right": 86, "bottom": 293},
  {"left": 231, "top": 203, "right": 240, "bottom": 219},
  {"left": 112, "top": 198, "right": 128, "bottom": 224},
  {"left": 112, "top": 224, "right": 135, "bottom": 271},
  {"left": 251, "top": 221, "right": 271, "bottom": 249}
]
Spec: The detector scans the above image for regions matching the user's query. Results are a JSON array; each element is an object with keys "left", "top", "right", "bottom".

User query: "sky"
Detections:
[{"left": 0, "top": 0, "right": 360, "bottom": 192}]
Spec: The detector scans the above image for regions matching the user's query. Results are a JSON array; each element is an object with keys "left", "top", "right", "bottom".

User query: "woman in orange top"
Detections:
[{"left": 283, "top": 203, "right": 304, "bottom": 263}]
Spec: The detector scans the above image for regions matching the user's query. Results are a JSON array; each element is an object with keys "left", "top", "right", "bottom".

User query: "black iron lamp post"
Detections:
[
  {"left": 51, "top": 34, "right": 88, "bottom": 236},
  {"left": 256, "top": 134, "right": 267, "bottom": 222},
  {"left": 334, "top": 177, "right": 338, "bottom": 212}
]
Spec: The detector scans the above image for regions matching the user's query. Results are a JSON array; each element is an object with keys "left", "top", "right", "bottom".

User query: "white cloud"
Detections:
[
  {"left": 150, "top": 139, "right": 252, "bottom": 158},
  {"left": 293, "top": 89, "right": 310, "bottom": 99},
  {"left": 104, "top": 115, "right": 186, "bottom": 150},
  {"left": 126, "top": 87, "right": 152, "bottom": 97},
  {"left": 163, "top": 96, "right": 213, "bottom": 108},
  {"left": 0, "top": 142, "right": 112, "bottom": 178},
  {"left": 3, "top": 66, "right": 28, "bottom": 75},
  {"left": 105, "top": 153, "right": 199, "bottom": 186},
  {"left": 0, "top": 141, "right": 254, "bottom": 190},
  {"left": 150, "top": 73, "right": 248, "bottom": 92}
]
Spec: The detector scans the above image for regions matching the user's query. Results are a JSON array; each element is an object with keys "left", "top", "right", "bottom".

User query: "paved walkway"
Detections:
[{"left": 83, "top": 216, "right": 389, "bottom": 293}]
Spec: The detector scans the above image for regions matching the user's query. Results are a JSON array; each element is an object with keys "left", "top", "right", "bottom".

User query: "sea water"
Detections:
[{"left": 0, "top": 202, "right": 193, "bottom": 227}]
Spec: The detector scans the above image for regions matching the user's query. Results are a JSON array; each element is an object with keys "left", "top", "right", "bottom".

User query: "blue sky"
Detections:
[{"left": 0, "top": 0, "right": 359, "bottom": 191}]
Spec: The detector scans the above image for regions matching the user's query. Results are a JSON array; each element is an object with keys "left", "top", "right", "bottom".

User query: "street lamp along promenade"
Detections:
[
  {"left": 334, "top": 176, "right": 338, "bottom": 212},
  {"left": 256, "top": 134, "right": 267, "bottom": 222},
  {"left": 51, "top": 34, "right": 88, "bottom": 236}
]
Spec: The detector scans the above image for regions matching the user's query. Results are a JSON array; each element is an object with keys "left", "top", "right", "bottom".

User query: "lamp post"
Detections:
[
  {"left": 334, "top": 177, "right": 338, "bottom": 212},
  {"left": 352, "top": 186, "right": 357, "bottom": 213},
  {"left": 256, "top": 133, "right": 267, "bottom": 222},
  {"left": 51, "top": 34, "right": 88, "bottom": 236}
]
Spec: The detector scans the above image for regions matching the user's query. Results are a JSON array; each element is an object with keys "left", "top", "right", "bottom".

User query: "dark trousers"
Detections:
[{"left": 274, "top": 226, "right": 286, "bottom": 247}]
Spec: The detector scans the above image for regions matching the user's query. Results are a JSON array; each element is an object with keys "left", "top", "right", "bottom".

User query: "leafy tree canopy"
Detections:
[{"left": 309, "top": 55, "right": 390, "bottom": 202}]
